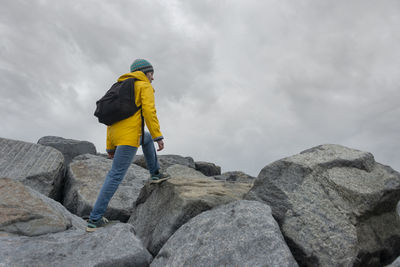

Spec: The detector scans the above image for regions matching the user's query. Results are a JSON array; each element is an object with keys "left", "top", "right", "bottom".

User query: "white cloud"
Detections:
[{"left": 1, "top": 0, "right": 399, "bottom": 176}]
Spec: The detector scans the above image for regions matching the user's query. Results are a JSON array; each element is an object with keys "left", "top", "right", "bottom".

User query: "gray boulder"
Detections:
[
  {"left": 37, "top": 136, "right": 96, "bottom": 167},
  {"left": 0, "top": 178, "right": 86, "bottom": 237},
  {"left": 246, "top": 144, "right": 400, "bottom": 267},
  {"left": 151, "top": 200, "right": 298, "bottom": 267},
  {"left": 194, "top": 161, "right": 221, "bottom": 176},
  {"left": 128, "top": 173, "right": 252, "bottom": 255},
  {"left": 0, "top": 223, "right": 152, "bottom": 267},
  {"left": 134, "top": 154, "right": 195, "bottom": 170},
  {"left": 64, "top": 154, "right": 149, "bottom": 222},
  {"left": 0, "top": 137, "right": 64, "bottom": 200},
  {"left": 214, "top": 171, "right": 256, "bottom": 184}
]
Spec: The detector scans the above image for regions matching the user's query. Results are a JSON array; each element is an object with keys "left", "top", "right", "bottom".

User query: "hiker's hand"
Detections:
[
  {"left": 107, "top": 151, "right": 115, "bottom": 159},
  {"left": 156, "top": 140, "right": 164, "bottom": 151}
]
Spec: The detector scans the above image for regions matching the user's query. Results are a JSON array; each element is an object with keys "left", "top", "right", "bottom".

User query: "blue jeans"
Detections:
[{"left": 89, "top": 132, "right": 160, "bottom": 221}]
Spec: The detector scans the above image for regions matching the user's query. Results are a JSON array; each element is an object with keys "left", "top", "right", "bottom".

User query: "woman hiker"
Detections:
[{"left": 87, "top": 59, "right": 169, "bottom": 232}]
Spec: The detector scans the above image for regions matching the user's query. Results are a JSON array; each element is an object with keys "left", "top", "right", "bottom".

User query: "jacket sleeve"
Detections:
[
  {"left": 106, "top": 126, "right": 116, "bottom": 152},
  {"left": 141, "top": 83, "right": 163, "bottom": 140}
]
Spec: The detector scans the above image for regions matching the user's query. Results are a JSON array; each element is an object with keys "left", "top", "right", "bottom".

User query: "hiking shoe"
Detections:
[
  {"left": 86, "top": 217, "right": 109, "bottom": 232},
  {"left": 150, "top": 170, "right": 170, "bottom": 181}
]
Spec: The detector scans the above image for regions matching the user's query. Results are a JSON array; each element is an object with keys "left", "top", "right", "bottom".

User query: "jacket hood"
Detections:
[{"left": 117, "top": 71, "right": 149, "bottom": 82}]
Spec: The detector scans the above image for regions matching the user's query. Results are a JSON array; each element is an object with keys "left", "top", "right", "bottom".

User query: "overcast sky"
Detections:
[{"left": 1, "top": 0, "right": 399, "bottom": 176}]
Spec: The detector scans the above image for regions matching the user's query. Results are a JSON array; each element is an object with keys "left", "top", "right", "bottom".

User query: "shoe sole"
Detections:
[
  {"left": 150, "top": 177, "right": 170, "bottom": 184},
  {"left": 86, "top": 227, "right": 98, "bottom": 232},
  {"left": 86, "top": 218, "right": 110, "bottom": 232}
]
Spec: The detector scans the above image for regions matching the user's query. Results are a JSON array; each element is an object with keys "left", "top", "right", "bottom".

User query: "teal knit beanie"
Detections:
[{"left": 130, "top": 59, "right": 154, "bottom": 74}]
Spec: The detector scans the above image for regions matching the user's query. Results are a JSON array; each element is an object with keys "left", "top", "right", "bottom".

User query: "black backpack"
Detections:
[{"left": 94, "top": 78, "right": 141, "bottom": 126}]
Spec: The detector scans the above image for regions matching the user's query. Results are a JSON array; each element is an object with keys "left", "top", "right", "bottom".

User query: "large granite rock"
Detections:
[
  {"left": 64, "top": 154, "right": 149, "bottom": 222},
  {"left": 151, "top": 200, "right": 298, "bottom": 267},
  {"left": 214, "top": 171, "right": 256, "bottom": 184},
  {"left": 0, "top": 223, "right": 152, "bottom": 267},
  {"left": 0, "top": 178, "right": 85, "bottom": 237},
  {"left": 0, "top": 137, "right": 64, "bottom": 200},
  {"left": 37, "top": 136, "right": 96, "bottom": 167},
  {"left": 194, "top": 161, "right": 221, "bottom": 176},
  {"left": 134, "top": 154, "right": 195, "bottom": 170},
  {"left": 246, "top": 144, "right": 400, "bottom": 267},
  {"left": 128, "top": 174, "right": 252, "bottom": 255}
]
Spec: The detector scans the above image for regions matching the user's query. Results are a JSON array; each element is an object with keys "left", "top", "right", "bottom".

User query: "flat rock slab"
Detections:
[
  {"left": 246, "top": 144, "right": 400, "bottom": 266},
  {"left": 0, "top": 137, "right": 64, "bottom": 200},
  {"left": 128, "top": 176, "right": 252, "bottom": 255},
  {"left": 0, "top": 223, "right": 152, "bottom": 267},
  {"left": 134, "top": 154, "right": 195, "bottom": 170},
  {"left": 64, "top": 154, "right": 149, "bottom": 222},
  {"left": 37, "top": 136, "right": 96, "bottom": 167},
  {"left": 0, "top": 178, "right": 85, "bottom": 237},
  {"left": 151, "top": 200, "right": 298, "bottom": 267}
]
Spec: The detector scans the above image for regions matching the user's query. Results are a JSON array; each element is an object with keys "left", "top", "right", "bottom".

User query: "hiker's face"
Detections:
[{"left": 146, "top": 72, "right": 154, "bottom": 83}]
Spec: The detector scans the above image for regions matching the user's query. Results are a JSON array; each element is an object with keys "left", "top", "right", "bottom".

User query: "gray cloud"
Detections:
[{"left": 1, "top": 0, "right": 399, "bottom": 176}]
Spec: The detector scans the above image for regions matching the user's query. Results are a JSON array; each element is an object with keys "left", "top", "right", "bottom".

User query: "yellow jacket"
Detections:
[{"left": 106, "top": 71, "right": 163, "bottom": 151}]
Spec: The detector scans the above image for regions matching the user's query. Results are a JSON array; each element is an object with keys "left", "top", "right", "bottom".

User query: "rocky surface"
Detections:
[
  {"left": 128, "top": 176, "right": 252, "bottom": 255},
  {"left": 215, "top": 170, "right": 256, "bottom": 184},
  {"left": 0, "top": 137, "right": 64, "bottom": 200},
  {"left": 3, "top": 135, "right": 400, "bottom": 266},
  {"left": 194, "top": 161, "right": 221, "bottom": 176},
  {"left": 0, "top": 223, "right": 152, "bottom": 267},
  {"left": 246, "top": 144, "right": 400, "bottom": 267},
  {"left": 134, "top": 154, "right": 195, "bottom": 170},
  {"left": 38, "top": 136, "right": 96, "bottom": 167},
  {"left": 0, "top": 178, "right": 85, "bottom": 237},
  {"left": 64, "top": 154, "right": 149, "bottom": 222},
  {"left": 151, "top": 200, "right": 298, "bottom": 267}
]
